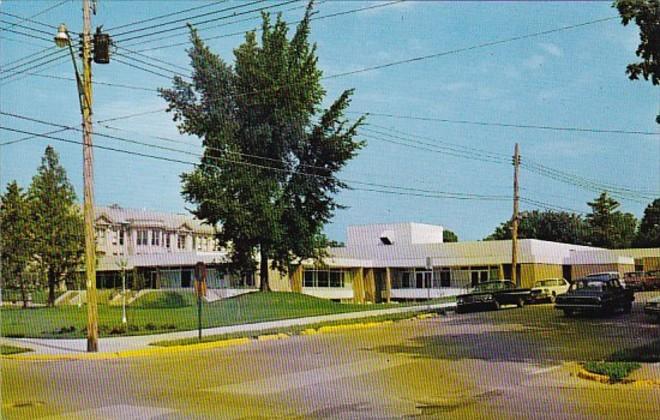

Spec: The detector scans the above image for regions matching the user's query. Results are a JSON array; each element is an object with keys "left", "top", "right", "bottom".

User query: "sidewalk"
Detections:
[{"left": 1, "top": 302, "right": 454, "bottom": 355}]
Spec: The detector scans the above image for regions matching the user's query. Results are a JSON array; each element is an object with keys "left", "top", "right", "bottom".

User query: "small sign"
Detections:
[{"left": 194, "top": 261, "right": 207, "bottom": 297}]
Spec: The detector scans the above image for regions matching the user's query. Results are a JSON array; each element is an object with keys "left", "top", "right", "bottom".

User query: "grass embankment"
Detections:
[
  {"left": 152, "top": 311, "right": 441, "bottom": 347},
  {"left": 1, "top": 291, "right": 453, "bottom": 339},
  {"left": 0, "top": 344, "right": 33, "bottom": 355}
]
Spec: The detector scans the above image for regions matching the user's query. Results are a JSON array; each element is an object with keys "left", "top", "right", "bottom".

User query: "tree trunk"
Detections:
[
  {"left": 48, "top": 269, "right": 56, "bottom": 307},
  {"left": 259, "top": 245, "right": 270, "bottom": 292},
  {"left": 20, "top": 283, "right": 28, "bottom": 309}
]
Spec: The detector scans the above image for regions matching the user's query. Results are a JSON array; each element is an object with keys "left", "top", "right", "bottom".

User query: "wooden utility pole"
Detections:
[
  {"left": 82, "top": 0, "right": 98, "bottom": 352},
  {"left": 511, "top": 143, "right": 520, "bottom": 288}
]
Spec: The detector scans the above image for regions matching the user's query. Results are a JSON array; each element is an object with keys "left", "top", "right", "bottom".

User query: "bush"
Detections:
[
  {"left": 583, "top": 361, "right": 641, "bottom": 382},
  {"left": 145, "top": 323, "right": 157, "bottom": 331},
  {"left": 109, "top": 325, "right": 126, "bottom": 335},
  {"left": 127, "top": 325, "right": 140, "bottom": 332}
]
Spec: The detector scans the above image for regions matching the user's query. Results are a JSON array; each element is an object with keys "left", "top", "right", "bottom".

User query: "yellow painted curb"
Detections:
[
  {"left": 300, "top": 328, "right": 318, "bottom": 335},
  {"left": 2, "top": 337, "right": 252, "bottom": 362},
  {"left": 316, "top": 320, "right": 394, "bottom": 334},
  {"left": 416, "top": 313, "right": 437, "bottom": 320},
  {"left": 575, "top": 367, "right": 660, "bottom": 387},
  {"left": 256, "top": 333, "right": 289, "bottom": 341}
]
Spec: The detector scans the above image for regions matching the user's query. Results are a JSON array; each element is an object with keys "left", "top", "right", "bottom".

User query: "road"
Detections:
[{"left": 2, "top": 303, "right": 658, "bottom": 419}]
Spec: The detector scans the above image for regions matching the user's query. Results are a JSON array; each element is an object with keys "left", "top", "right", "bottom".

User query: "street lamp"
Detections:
[{"left": 54, "top": 23, "right": 70, "bottom": 47}]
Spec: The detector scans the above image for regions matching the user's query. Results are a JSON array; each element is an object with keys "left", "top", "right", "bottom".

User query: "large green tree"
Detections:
[
  {"left": 614, "top": 0, "right": 660, "bottom": 123},
  {"left": 160, "top": 3, "right": 364, "bottom": 291},
  {"left": 0, "top": 181, "right": 37, "bottom": 307},
  {"left": 443, "top": 229, "right": 458, "bottom": 242},
  {"left": 29, "top": 146, "right": 84, "bottom": 306},
  {"left": 586, "top": 192, "right": 638, "bottom": 248},
  {"left": 485, "top": 210, "right": 589, "bottom": 244},
  {"left": 634, "top": 198, "right": 660, "bottom": 246}
]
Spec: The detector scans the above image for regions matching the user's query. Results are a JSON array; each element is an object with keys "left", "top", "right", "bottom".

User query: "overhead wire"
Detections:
[
  {"left": 0, "top": 124, "right": 509, "bottom": 202},
  {"left": 0, "top": 0, "right": 69, "bottom": 31},
  {"left": 106, "top": 0, "right": 229, "bottom": 32}
]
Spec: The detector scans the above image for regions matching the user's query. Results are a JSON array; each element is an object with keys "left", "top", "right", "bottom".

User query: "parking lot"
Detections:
[{"left": 3, "top": 295, "right": 659, "bottom": 419}]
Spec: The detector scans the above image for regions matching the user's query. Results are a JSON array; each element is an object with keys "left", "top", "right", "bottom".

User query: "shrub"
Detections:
[
  {"left": 127, "top": 325, "right": 140, "bottom": 332},
  {"left": 583, "top": 361, "right": 641, "bottom": 382},
  {"left": 109, "top": 325, "right": 127, "bottom": 335},
  {"left": 145, "top": 323, "right": 157, "bottom": 331}
]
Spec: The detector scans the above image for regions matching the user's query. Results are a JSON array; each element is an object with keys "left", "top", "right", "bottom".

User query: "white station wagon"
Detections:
[{"left": 529, "top": 278, "right": 570, "bottom": 303}]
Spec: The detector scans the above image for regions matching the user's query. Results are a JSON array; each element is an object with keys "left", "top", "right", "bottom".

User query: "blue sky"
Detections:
[{"left": 1, "top": 1, "right": 658, "bottom": 242}]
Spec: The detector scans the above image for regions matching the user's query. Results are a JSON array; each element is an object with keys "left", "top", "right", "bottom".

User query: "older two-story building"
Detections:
[{"left": 93, "top": 205, "right": 255, "bottom": 293}]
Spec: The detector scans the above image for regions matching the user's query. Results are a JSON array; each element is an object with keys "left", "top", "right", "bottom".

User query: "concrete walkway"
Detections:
[{"left": 1, "top": 302, "right": 454, "bottom": 355}]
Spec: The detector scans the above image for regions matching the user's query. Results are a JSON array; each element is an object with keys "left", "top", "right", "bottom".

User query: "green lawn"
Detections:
[{"left": 0, "top": 291, "right": 451, "bottom": 338}]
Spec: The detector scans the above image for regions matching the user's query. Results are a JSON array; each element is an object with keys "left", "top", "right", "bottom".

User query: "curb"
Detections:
[
  {"left": 574, "top": 367, "right": 660, "bottom": 387},
  {"left": 2, "top": 337, "right": 251, "bottom": 362}
]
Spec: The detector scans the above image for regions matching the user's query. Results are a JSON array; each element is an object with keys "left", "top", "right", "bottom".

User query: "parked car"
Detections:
[
  {"left": 554, "top": 274, "right": 634, "bottom": 316},
  {"left": 642, "top": 270, "right": 660, "bottom": 290},
  {"left": 529, "top": 278, "right": 570, "bottom": 303},
  {"left": 623, "top": 271, "right": 646, "bottom": 292},
  {"left": 582, "top": 271, "right": 635, "bottom": 289},
  {"left": 644, "top": 295, "right": 660, "bottom": 322},
  {"left": 456, "top": 280, "right": 531, "bottom": 313}
]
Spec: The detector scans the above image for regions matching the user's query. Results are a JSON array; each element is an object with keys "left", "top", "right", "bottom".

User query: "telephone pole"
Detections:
[
  {"left": 81, "top": 0, "right": 98, "bottom": 352},
  {"left": 511, "top": 143, "right": 520, "bottom": 288}
]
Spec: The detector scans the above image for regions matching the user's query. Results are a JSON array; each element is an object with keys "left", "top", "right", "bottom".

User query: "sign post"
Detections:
[{"left": 194, "top": 261, "right": 207, "bottom": 341}]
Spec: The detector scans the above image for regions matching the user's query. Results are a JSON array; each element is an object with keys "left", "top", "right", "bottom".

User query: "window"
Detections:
[
  {"left": 177, "top": 235, "right": 185, "bottom": 250},
  {"left": 119, "top": 230, "right": 124, "bottom": 246},
  {"left": 166, "top": 234, "right": 171, "bottom": 248},
  {"left": 152, "top": 230, "right": 160, "bottom": 246},
  {"left": 137, "top": 230, "right": 148, "bottom": 246},
  {"left": 111, "top": 230, "right": 117, "bottom": 245},
  {"left": 303, "top": 270, "right": 345, "bottom": 288}
]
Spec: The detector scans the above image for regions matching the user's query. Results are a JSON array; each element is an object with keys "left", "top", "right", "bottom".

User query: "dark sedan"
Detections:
[
  {"left": 554, "top": 275, "right": 634, "bottom": 316},
  {"left": 456, "top": 280, "right": 531, "bottom": 313}
]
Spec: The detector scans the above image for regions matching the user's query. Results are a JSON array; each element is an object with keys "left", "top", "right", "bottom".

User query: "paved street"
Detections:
[{"left": 3, "top": 303, "right": 658, "bottom": 419}]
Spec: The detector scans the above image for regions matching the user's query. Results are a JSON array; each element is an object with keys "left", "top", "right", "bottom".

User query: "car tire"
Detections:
[
  {"left": 517, "top": 297, "right": 525, "bottom": 308},
  {"left": 623, "top": 302, "right": 632, "bottom": 314},
  {"left": 456, "top": 307, "right": 465, "bottom": 314},
  {"left": 549, "top": 293, "right": 556, "bottom": 304},
  {"left": 493, "top": 300, "right": 501, "bottom": 311},
  {"left": 563, "top": 309, "right": 574, "bottom": 317}
]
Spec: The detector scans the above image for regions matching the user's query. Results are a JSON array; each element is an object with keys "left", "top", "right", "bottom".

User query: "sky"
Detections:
[{"left": 1, "top": 0, "right": 658, "bottom": 242}]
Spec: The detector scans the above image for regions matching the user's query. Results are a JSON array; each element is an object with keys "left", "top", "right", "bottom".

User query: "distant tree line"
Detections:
[
  {"left": 485, "top": 192, "right": 660, "bottom": 249},
  {"left": 1, "top": 146, "right": 84, "bottom": 307}
]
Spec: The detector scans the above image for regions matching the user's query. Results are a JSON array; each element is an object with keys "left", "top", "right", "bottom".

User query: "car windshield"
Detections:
[
  {"left": 535, "top": 280, "right": 557, "bottom": 287},
  {"left": 473, "top": 282, "right": 508, "bottom": 292},
  {"left": 572, "top": 280, "right": 604, "bottom": 291}
]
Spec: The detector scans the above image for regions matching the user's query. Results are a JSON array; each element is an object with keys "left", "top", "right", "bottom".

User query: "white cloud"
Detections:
[
  {"left": 523, "top": 54, "right": 546, "bottom": 70},
  {"left": 540, "top": 42, "right": 562, "bottom": 57}
]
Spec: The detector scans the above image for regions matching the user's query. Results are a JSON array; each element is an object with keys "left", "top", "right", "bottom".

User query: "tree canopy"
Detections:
[
  {"left": 29, "top": 146, "right": 84, "bottom": 306},
  {"left": 0, "top": 182, "right": 36, "bottom": 307},
  {"left": 160, "top": 2, "right": 364, "bottom": 291},
  {"left": 634, "top": 198, "right": 660, "bottom": 247},
  {"left": 485, "top": 209, "right": 588, "bottom": 244},
  {"left": 443, "top": 229, "right": 458, "bottom": 242},
  {"left": 586, "top": 192, "right": 638, "bottom": 248}
]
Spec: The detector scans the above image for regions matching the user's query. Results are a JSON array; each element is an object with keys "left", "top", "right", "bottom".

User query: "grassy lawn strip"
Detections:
[
  {"left": 582, "top": 361, "right": 641, "bottom": 382},
  {"left": 609, "top": 339, "right": 660, "bottom": 363},
  {"left": 0, "top": 344, "right": 33, "bottom": 355},
  {"left": 1, "top": 291, "right": 455, "bottom": 339},
  {"left": 152, "top": 311, "right": 439, "bottom": 347}
]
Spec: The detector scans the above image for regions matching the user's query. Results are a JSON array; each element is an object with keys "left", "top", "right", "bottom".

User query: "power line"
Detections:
[
  {"left": 1, "top": 27, "right": 53, "bottom": 44},
  {"left": 130, "top": 1, "right": 403, "bottom": 53},
  {"left": 112, "top": 56, "right": 175, "bottom": 80},
  {"left": 0, "top": 127, "right": 73, "bottom": 147},
  {"left": 119, "top": 0, "right": 321, "bottom": 50},
  {"left": 0, "top": 56, "right": 71, "bottom": 87},
  {"left": 18, "top": 72, "right": 159, "bottom": 92},
  {"left": 1, "top": 48, "right": 64, "bottom": 74},
  {"left": 106, "top": 1, "right": 229, "bottom": 32},
  {"left": 0, "top": 19, "right": 54, "bottom": 37},
  {"left": 0, "top": 0, "right": 68, "bottom": 31},
  {"left": 113, "top": 51, "right": 190, "bottom": 80},
  {"left": 349, "top": 111, "right": 658, "bottom": 137},
  {"left": 0, "top": 124, "right": 508, "bottom": 202},
  {"left": 114, "top": 45, "right": 189, "bottom": 73},
  {"left": 2, "top": 46, "right": 54, "bottom": 69},
  {"left": 0, "top": 34, "right": 48, "bottom": 49},
  {"left": 0, "top": 11, "right": 56, "bottom": 30},
  {"left": 0, "top": 51, "right": 69, "bottom": 83},
  {"left": 113, "top": 0, "right": 282, "bottom": 43}
]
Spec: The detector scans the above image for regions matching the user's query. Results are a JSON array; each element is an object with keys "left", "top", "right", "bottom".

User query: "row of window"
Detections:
[
  {"left": 97, "top": 227, "right": 216, "bottom": 251},
  {"left": 303, "top": 270, "right": 345, "bottom": 288}
]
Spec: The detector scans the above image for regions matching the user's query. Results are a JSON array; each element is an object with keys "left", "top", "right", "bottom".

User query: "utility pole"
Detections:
[
  {"left": 81, "top": 0, "right": 98, "bottom": 352},
  {"left": 511, "top": 143, "right": 520, "bottom": 288}
]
